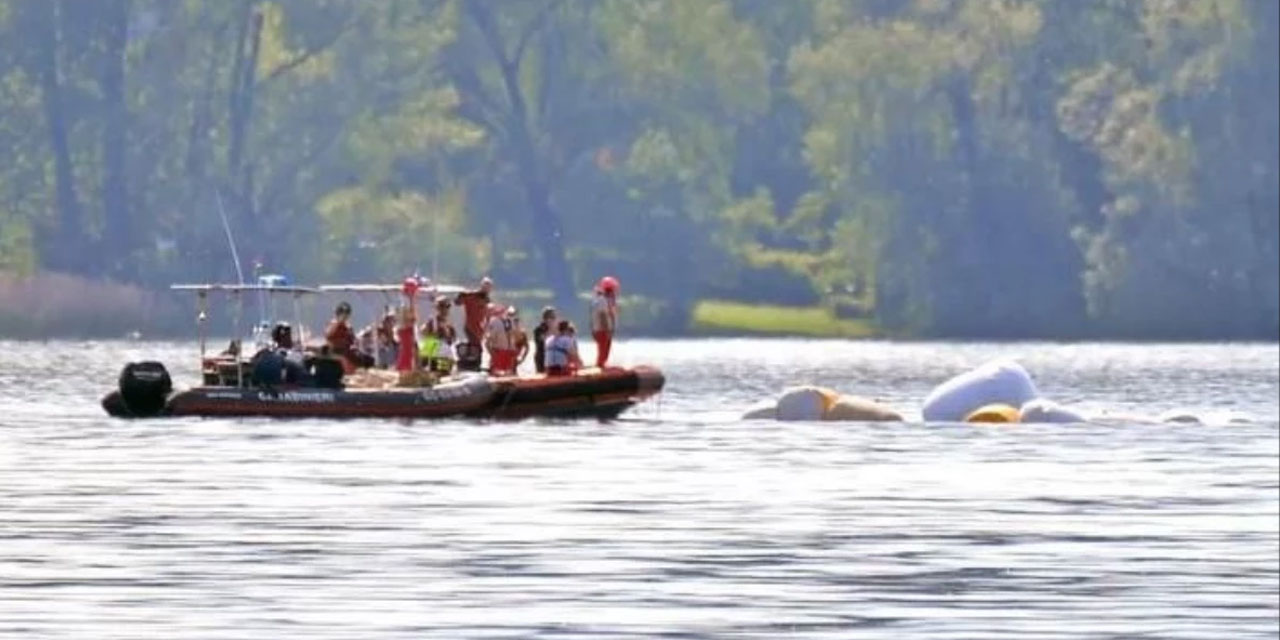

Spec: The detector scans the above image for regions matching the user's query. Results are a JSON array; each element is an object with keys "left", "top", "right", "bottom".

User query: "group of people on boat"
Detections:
[{"left": 286, "top": 275, "right": 620, "bottom": 382}]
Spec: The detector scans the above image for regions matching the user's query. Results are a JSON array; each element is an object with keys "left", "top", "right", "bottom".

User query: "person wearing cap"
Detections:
[
  {"left": 454, "top": 276, "right": 493, "bottom": 371},
  {"left": 532, "top": 306, "right": 557, "bottom": 374},
  {"left": 484, "top": 302, "right": 519, "bottom": 376},
  {"left": 418, "top": 295, "right": 457, "bottom": 375},
  {"left": 325, "top": 300, "right": 359, "bottom": 373},
  {"left": 590, "top": 276, "right": 620, "bottom": 368}
]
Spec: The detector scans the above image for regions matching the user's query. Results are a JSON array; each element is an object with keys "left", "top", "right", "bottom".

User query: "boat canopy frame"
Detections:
[
  {"left": 316, "top": 282, "right": 468, "bottom": 322},
  {"left": 171, "top": 282, "right": 321, "bottom": 388}
]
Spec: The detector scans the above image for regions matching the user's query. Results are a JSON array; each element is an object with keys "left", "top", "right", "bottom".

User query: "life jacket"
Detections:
[
  {"left": 419, "top": 334, "right": 440, "bottom": 360},
  {"left": 419, "top": 317, "right": 456, "bottom": 365},
  {"left": 326, "top": 320, "right": 355, "bottom": 353}
]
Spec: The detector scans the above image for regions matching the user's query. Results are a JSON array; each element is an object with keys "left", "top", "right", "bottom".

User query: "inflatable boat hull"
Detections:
[
  {"left": 480, "top": 366, "right": 666, "bottom": 420},
  {"left": 102, "top": 365, "right": 664, "bottom": 421}
]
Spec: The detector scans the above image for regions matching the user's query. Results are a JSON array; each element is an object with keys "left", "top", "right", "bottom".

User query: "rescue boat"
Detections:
[
  {"left": 102, "top": 362, "right": 664, "bottom": 421},
  {"left": 100, "top": 280, "right": 665, "bottom": 421}
]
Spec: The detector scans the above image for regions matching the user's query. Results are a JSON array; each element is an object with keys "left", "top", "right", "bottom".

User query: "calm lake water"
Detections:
[{"left": 1, "top": 339, "right": 1277, "bottom": 639}]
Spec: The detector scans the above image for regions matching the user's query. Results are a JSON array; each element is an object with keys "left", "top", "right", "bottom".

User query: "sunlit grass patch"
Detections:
[{"left": 690, "top": 300, "right": 879, "bottom": 338}]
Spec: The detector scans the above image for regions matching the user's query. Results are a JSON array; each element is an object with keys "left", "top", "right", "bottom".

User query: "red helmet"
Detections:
[
  {"left": 402, "top": 276, "right": 420, "bottom": 298},
  {"left": 598, "top": 276, "right": 620, "bottom": 295}
]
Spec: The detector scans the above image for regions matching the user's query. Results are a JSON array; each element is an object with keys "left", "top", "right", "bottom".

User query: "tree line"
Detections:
[{"left": 0, "top": 0, "right": 1275, "bottom": 338}]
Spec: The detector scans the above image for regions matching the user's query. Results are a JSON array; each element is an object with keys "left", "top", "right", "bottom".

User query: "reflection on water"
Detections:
[{"left": 0, "top": 340, "right": 1276, "bottom": 639}]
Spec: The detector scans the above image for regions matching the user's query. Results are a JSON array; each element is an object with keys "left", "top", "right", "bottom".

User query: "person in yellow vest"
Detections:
[{"left": 418, "top": 295, "right": 457, "bottom": 375}]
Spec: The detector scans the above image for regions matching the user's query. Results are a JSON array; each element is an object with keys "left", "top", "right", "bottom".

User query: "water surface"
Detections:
[{"left": 1, "top": 339, "right": 1276, "bottom": 639}]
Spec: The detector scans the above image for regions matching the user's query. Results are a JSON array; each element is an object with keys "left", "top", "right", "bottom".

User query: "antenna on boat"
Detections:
[
  {"left": 216, "top": 188, "right": 247, "bottom": 388},
  {"left": 215, "top": 189, "right": 245, "bottom": 286}
]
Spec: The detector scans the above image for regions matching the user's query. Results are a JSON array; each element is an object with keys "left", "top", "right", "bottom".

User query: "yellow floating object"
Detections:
[
  {"left": 824, "top": 395, "right": 903, "bottom": 422},
  {"left": 816, "top": 387, "right": 841, "bottom": 413},
  {"left": 964, "top": 403, "right": 1020, "bottom": 423}
]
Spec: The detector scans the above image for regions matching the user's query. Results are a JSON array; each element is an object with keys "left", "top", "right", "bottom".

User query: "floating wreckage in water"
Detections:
[
  {"left": 1016, "top": 398, "right": 1088, "bottom": 424},
  {"left": 921, "top": 359, "right": 1039, "bottom": 423},
  {"left": 741, "top": 385, "right": 903, "bottom": 422},
  {"left": 928, "top": 359, "right": 1241, "bottom": 425},
  {"left": 742, "top": 357, "right": 1249, "bottom": 425}
]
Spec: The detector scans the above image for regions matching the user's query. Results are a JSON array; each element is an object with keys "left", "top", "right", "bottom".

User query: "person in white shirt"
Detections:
[
  {"left": 484, "top": 304, "right": 519, "bottom": 376},
  {"left": 544, "top": 320, "right": 582, "bottom": 376},
  {"left": 590, "top": 276, "right": 619, "bottom": 368}
]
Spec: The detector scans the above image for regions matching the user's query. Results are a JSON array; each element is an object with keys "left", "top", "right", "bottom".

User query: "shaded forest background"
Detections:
[{"left": 0, "top": 0, "right": 1276, "bottom": 339}]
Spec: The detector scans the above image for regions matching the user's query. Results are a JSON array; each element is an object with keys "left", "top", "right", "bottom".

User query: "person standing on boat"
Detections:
[
  {"left": 418, "top": 296, "right": 457, "bottom": 375},
  {"left": 590, "top": 276, "right": 620, "bottom": 368},
  {"left": 508, "top": 306, "right": 530, "bottom": 373},
  {"left": 325, "top": 301, "right": 359, "bottom": 373},
  {"left": 375, "top": 310, "right": 398, "bottom": 369},
  {"left": 454, "top": 276, "right": 493, "bottom": 371},
  {"left": 485, "top": 303, "right": 519, "bottom": 376},
  {"left": 271, "top": 322, "right": 308, "bottom": 385},
  {"left": 544, "top": 320, "right": 582, "bottom": 377},
  {"left": 395, "top": 305, "right": 417, "bottom": 373},
  {"left": 532, "top": 306, "right": 557, "bottom": 374},
  {"left": 357, "top": 326, "right": 376, "bottom": 363}
]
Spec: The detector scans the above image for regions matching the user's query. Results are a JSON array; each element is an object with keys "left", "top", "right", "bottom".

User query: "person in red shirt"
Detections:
[
  {"left": 453, "top": 277, "right": 492, "bottom": 371},
  {"left": 325, "top": 301, "right": 358, "bottom": 373},
  {"left": 394, "top": 305, "right": 417, "bottom": 373},
  {"left": 454, "top": 277, "right": 492, "bottom": 345}
]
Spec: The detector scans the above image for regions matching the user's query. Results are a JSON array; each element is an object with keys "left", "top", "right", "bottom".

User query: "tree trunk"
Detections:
[
  {"left": 227, "top": 0, "right": 253, "bottom": 177},
  {"left": 186, "top": 17, "right": 228, "bottom": 178},
  {"left": 516, "top": 154, "right": 577, "bottom": 309},
  {"left": 940, "top": 73, "right": 992, "bottom": 335},
  {"left": 227, "top": 4, "right": 263, "bottom": 258},
  {"left": 100, "top": 0, "right": 131, "bottom": 278},
  {"left": 34, "top": 0, "right": 84, "bottom": 273},
  {"left": 234, "top": 9, "right": 263, "bottom": 189},
  {"left": 465, "top": 1, "right": 577, "bottom": 309}
]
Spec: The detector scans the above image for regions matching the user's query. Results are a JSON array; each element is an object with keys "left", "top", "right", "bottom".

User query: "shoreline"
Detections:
[
  {"left": 2, "top": 275, "right": 1276, "bottom": 342},
  {"left": 3, "top": 328, "right": 1278, "bottom": 344}
]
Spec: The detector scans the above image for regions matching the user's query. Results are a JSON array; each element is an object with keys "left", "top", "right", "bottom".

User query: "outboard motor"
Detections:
[{"left": 114, "top": 361, "right": 173, "bottom": 418}]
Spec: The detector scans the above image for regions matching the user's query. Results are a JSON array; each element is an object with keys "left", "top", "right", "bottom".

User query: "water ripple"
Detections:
[{"left": 0, "top": 339, "right": 1276, "bottom": 639}]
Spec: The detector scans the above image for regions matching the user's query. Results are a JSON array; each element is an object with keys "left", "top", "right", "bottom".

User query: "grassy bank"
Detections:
[
  {"left": 0, "top": 274, "right": 879, "bottom": 340},
  {"left": 689, "top": 300, "right": 880, "bottom": 339},
  {"left": 496, "top": 292, "right": 879, "bottom": 339}
]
